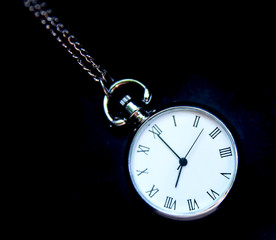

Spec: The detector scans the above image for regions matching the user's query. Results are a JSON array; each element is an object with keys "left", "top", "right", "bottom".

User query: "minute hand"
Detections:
[{"left": 157, "top": 134, "right": 181, "bottom": 160}]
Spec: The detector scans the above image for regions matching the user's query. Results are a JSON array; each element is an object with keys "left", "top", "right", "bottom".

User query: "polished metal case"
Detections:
[{"left": 128, "top": 106, "right": 238, "bottom": 220}]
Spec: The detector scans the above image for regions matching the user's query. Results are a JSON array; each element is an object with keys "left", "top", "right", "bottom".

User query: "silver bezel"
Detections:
[{"left": 128, "top": 106, "right": 238, "bottom": 220}]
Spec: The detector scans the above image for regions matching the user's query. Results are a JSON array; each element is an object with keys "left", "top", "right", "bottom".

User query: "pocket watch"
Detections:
[
  {"left": 25, "top": 0, "right": 238, "bottom": 221},
  {"left": 127, "top": 104, "right": 238, "bottom": 220},
  {"left": 128, "top": 105, "right": 238, "bottom": 220},
  {"left": 104, "top": 79, "right": 238, "bottom": 220}
]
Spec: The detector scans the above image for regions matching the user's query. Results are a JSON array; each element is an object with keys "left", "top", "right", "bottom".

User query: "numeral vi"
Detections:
[{"left": 206, "top": 189, "right": 220, "bottom": 200}]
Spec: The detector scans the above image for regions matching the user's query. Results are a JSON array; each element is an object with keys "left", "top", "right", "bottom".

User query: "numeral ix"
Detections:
[{"left": 146, "top": 185, "right": 159, "bottom": 198}]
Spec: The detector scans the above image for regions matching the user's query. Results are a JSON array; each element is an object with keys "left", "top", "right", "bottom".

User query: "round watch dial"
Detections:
[{"left": 128, "top": 106, "right": 238, "bottom": 220}]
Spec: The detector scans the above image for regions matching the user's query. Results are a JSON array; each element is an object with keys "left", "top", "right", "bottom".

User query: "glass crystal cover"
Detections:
[{"left": 128, "top": 106, "right": 238, "bottom": 220}]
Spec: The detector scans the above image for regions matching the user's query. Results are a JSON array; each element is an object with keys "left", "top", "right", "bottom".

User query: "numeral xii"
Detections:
[{"left": 149, "top": 124, "right": 162, "bottom": 138}]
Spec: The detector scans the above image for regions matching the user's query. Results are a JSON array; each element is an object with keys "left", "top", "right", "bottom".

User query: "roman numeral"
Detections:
[
  {"left": 207, "top": 189, "right": 220, "bottom": 200},
  {"left": 136, "top": 168, "right": 149, "bottom": 176},
  {"left": 219, "top": 147, "right": 232, "bottom": 158},
  {"left": 146, "top": 184, "right": 159, "bottom": 198},
  {"left": 149, "top": 124, "right": 162, "bottom": 139},
  {"left": 172, "top": 115, "right": 177, "bottom": 127},
  {"left": 187, "top": 198, "right": 199, "bottom": 211},
  {"left": 220, "top": 172, "right": 231, "bottom": 179},
  {"left": 137, "top": 144, "right": 150, "bottom": 155},
  {"left": 209, "top": 127, "right": 221, "bottom": 139},
  {"left": 193, "top": 115, "right": 200, "bottom": 128},
  {"left": 164, "top": 196, "right": 176, "bottom": 210}
]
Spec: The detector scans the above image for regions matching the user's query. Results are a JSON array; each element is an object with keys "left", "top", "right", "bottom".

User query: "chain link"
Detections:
[{"left": 24, "top": 0, "right": 112, "bottom": 96}]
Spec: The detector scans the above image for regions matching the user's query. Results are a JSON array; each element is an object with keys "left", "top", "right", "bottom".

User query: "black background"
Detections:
[{"left": 13, "top": 1, "right": 275, "bottom": 238}]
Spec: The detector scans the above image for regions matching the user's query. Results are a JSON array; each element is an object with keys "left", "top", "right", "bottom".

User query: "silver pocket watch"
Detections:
[
  {"left": 104, "top": 79, "right": 238, "bottom": 220},
  {"left": 25, "top": 1, "right": 238, "bottom": 221}
]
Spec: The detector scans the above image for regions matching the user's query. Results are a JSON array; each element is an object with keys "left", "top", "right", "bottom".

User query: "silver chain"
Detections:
[{"left": 24, "top": 0, "right": 113, "bottom": 96}]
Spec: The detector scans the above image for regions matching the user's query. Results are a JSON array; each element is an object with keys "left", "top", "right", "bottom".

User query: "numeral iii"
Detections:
[{"left": 219, "top": 147, "right": 232, "bottom": 158}]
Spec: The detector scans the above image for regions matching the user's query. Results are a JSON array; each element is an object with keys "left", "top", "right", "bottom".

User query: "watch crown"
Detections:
[
  {"left": 120, "top": 95, "right": 132, "bottom": 107},
  {"left": 120, "top": 95, "right": 148, "bottom": 124}
]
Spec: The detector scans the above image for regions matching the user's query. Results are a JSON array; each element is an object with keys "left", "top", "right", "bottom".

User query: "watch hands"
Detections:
[
  {"left": 155, "top": 128, "right": 204, "bottom": 188},
  {"left": 177, "top": 128, "right": 204, "bottom": 169},
  {"left": 175, "top": 165, "right": 183, "bottom": 188},
  {"left": 175, "top": 161, "right": 187, "bottom": 188},
  {"left": 157, "top": 134, "right": 182, "bottom": 160},
  {"left": 175, "top": 128, "right": 204, "bottom": 188}
]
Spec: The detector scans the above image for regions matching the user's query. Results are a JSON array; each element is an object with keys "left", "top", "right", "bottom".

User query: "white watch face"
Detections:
[{"left": 128, "top": 106, "right": 238, "bottom": 220}]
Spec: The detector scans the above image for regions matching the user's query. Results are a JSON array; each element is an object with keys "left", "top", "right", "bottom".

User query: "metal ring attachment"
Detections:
[{"left": 103, "top": 79, "right": 151, "bottom": 126}]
